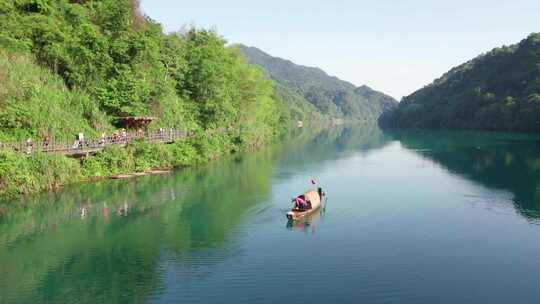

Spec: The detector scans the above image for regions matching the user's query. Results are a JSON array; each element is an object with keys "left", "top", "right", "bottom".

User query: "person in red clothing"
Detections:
[{"left": 294, "top": 195, "right": 307, "bottom": 210}]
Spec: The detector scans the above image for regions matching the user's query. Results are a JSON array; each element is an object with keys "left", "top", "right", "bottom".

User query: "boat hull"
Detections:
[{"left": 287, "top": 205, "right": 320, "bottom": 221}]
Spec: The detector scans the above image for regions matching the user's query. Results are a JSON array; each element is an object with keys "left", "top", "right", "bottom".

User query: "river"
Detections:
[{"left": 1, "top": 126, "right": 540, "bottom": 304}]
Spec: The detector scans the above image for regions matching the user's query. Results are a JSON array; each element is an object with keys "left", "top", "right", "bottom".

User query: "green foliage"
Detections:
[
  {"left": 383, "top": 33, "right": 540, "bottom": 133},
  {"left": 181, "top": 30, "right": 237, "bottom": 125},
  {"left": 0, "top": 51, "right": 107, "bottom": 141},
  {"left": 271, "top": 82, "right": 322, "bottom": 123},
  {"left": 0, "top": 0, "right": 287, "bottom": 139},
  {"left": 81, "top": 145, "right": 134, "bottom": 177},
  {"left": 169, "top": 141, "right": 199, "bottom": 166},
  {"left": 95, "top": 65, "right": 152, "bottom": 116},
  {"left": 131, "top": 140, "right": 173, "bottom": 171},
  {"left": 81, "top": 139, "right": 218, "bottom": 180},
  {"left": 0, "top": 150, "right": 81, "bottom": 198},
  {"left": 239, "top": 45, "right": 398, "bottom": 122},
  {"left": 0, "top": 0, "right": 321, "bottom": 199}
]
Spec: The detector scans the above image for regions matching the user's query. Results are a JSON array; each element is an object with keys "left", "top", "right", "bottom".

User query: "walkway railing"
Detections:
[{"left": 0, "top": 129, "right": 204, "bottom": 156}]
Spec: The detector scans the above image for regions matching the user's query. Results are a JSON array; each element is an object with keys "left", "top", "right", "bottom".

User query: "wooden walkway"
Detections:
[{"left": 0, "top": 129, "right": 199, "bottom": 157}]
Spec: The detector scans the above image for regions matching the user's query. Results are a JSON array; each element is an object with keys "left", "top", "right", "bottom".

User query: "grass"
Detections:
[{"left": 0, "top": 51, "right": 110, "bottom": 142}]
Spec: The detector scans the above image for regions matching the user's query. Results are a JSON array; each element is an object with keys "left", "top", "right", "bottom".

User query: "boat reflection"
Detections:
[{"left": 286, "top": 207, "right": 325, "bottom": 234}]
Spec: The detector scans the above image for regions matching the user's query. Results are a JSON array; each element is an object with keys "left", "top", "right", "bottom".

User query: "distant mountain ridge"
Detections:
[
  {"left": 380, "top": 33, "right": 540, "bottom": 133},
  {"left": 239, "top": 45, "right": 398, "bottom": 122}
]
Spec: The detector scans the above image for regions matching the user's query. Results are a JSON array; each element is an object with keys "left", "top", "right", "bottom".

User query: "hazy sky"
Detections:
[{"left": 140, "top": 0, "right": 540, "bottom": 99}]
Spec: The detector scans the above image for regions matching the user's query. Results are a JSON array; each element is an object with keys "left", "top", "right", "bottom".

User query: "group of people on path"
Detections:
[
  {"left": 7, "top": 126, "right": 183, "bottom": 155},
  {"left": 74, "top": 129, "right": 133, "bottom": 149},
  {"left": 21, "top": 130, "right": 117, "bottom": 154}
]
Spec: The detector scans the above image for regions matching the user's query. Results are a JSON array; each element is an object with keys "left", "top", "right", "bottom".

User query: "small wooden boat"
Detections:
[{"left": 287, "top": 189, "right": 322, "bottom": 221}]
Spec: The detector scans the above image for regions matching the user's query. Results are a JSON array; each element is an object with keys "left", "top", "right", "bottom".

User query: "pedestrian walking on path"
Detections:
[{"left": 25, "top": 138, "right": 33, "bottom": 154}]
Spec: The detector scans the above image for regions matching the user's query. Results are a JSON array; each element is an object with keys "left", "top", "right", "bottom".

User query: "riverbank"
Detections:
[
  {"left": 0, "top": 131, "right": 245, "bottom": 201},
  {"left": 0, "top": 121, "right": 341, "bottom": 202}
]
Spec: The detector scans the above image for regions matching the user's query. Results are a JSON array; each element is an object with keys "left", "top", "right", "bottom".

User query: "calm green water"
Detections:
[{"left": 2, "top": 126, "right": 540, "bottom": 304}]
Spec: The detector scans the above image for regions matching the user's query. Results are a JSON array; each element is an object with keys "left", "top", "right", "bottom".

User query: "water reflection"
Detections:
[
  {"left": 2, "top": 125, "right": 539, "bottom": 303},
  {"left": 0, "top": 143, "right": 283, "bottom": 303},
  {"left": 274, "top": 124, "right": 392, "bottom": 179},
  {"left": 387, "top": 129, "right": 540, "bottom": 219},
  {"left": 0, "top": 125, "right": 389, "bottom": 303},
  {"left": 286, "top": 208, "right": 325, "bottom": 234},
  {"left": 8, "top": 126, "right": 524, "bottom": 303}
]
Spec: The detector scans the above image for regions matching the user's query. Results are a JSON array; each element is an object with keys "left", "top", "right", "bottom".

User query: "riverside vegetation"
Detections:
[
  {"left": 10, "top": 2, "right": 537, "bottom": 200},
  {"left": 0, "top": 0, "right": 396, "bottom": 200},
  {"left": 0, "top": 0, "right": 299, "bottom": 199}
]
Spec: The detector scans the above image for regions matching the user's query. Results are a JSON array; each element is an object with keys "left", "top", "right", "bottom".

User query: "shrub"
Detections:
[{"left": 0, "top": 150, "right": 81, "bottom": 199}]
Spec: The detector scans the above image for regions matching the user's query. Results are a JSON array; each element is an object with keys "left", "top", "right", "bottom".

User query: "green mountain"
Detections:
[
  {"left": 239, "top": 45, "right": 398, "bottom": 123},
  {"left": 381, "top": 33, "right": 540, "bottom": 133}
]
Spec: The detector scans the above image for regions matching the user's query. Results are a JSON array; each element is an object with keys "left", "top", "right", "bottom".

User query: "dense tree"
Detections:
[
  {"left": 0, "top": 0, "right": 295, "bottom": 198},
  {"left": 381, "top": 33, "right": 540, "bottom": 133},
  {"left": 0, "top": 0, "right": 285, "bottom": 147}
]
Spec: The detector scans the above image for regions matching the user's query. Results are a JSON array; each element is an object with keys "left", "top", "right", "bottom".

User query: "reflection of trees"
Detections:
[
  {"left": 0, "top": 175, "right": 181, "bottom": 303},
  {"left": 387, "top": 129, "right": 540, "bottom": 219},
  {"left": 277, "top": 124, "right": 392, "bottom": 173},
  {"left": 0, "top": 124, "right": 394, "bottom": 303},
  {"left": 0, "top": 146, "right": 280, "bottom": 303}
]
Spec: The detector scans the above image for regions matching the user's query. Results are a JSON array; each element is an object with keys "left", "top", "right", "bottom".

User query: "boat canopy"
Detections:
[{"left": 303, "top": 190, "right": 321, "bottom": 207}]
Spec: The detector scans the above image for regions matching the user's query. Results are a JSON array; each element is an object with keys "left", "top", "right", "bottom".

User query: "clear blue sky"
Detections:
[{"left": 140, "top": 0, "right": 540, "bottom": 99}]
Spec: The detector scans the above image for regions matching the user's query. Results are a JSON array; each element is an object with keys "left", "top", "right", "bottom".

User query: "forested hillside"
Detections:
[
  {"left": 380, "top": 33, "right": 540, "bottom": 133},
  {"left": 239, "top": 45, "right": 398, "bottom": 123},
  {"left": 0, "top": 0, "right": 287, "bottom": 144},
  {"left": 0, "top": 0, "right": 294, "bottom": 198}
]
